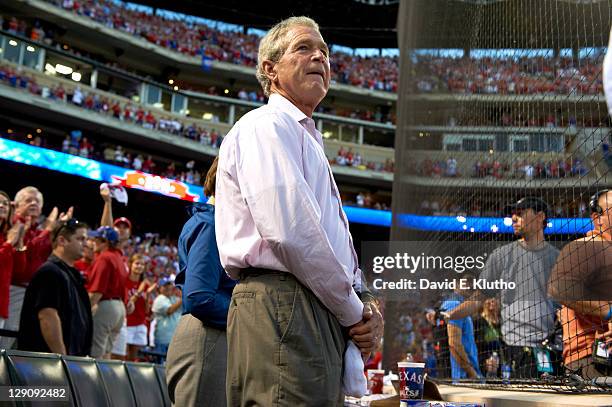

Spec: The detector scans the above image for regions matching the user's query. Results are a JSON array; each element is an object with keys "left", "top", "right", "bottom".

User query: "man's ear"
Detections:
[{"left": 262, "top": 60, "right": 277, "bottom": 83}]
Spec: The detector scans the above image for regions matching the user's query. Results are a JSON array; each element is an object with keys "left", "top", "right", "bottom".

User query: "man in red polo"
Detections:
[{"left": 87, "top": 226, "right": 128, "bottom": 359}]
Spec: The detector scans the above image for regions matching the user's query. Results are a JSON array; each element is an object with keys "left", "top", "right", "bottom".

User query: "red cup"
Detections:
[{"left": 367, "top": 369, "right": 385, "bottom": 394}]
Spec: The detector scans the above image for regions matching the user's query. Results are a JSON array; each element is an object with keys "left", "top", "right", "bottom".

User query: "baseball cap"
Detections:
[
  {"left": 159, "top": 276, "right": 175, "bottom": 286},
  {"left": 88, "top": 226, "right": 119, "bottom": 243},
  {"left": 505, "top": 197, "right": 549, "bottom": 216},
  {"left": 113, "top": 217, "right": 132, "bottom": 229}
]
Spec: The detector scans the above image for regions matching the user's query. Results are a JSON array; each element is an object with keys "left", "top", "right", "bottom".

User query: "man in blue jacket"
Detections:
[{"left": 166, "top": 157, "right": 236, "bottom": 407}]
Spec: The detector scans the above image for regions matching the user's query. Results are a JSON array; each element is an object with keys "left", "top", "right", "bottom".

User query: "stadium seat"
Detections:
[
  {"left": 62, "top": 356, "right": 111, "bottom": 407},
  {"left": 125, "top": 362, "right": 166, "bottom": 407},
  {"left": 96, "top": 360, "right": 137, "bottom": 407},
  {"left": 0, "top": 350, "right": 16, "bottom": 407},
  {"left": 4, "top": 350, "right": 73, "bottom": 407},
  {"left": 154, "top": 364, "right": 171, "bottom": 407},
  {"left": 0, "top": 350, "right": 10, "bottom": 386}
]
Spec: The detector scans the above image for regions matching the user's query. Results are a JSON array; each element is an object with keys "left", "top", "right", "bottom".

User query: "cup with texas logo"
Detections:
[{"left": 398, "top": 361, "right": 426, "bottom": 400}]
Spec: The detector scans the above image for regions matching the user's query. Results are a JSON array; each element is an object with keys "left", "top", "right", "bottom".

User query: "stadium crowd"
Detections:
[
  {"left": 413, "top": 54, "right": 603, "bottom": 95},
  {"left": 26, "top": 3, "right": 605, "bottom": 97},
  {"left": 2, "top": 126, "right": 212, "bottom": 186},
  {"left": 418, "top": 196, "right": 589, "bottom": 218},
  {"left": 0, "top": 59, "right": 397, "bottom": 175},
  {"left": 0, "top": 63, "right": 227, "bottom": 145},
  {"left": 409, "top": 156, "right": 588, "bottom": 179},
  {"left": 0, "top": 185, "right": 184, "bottom": 362},
  {"left": 333, "top": 146, "right": 395, "bottom": 173}
]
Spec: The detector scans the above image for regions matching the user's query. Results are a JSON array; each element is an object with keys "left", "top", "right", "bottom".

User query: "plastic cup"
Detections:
[
  {"left": 366, "top": 369, "right": 385, "bottom": 394},
  {"left": 398, "top": 361, "right": 425, "bottom": 400}
]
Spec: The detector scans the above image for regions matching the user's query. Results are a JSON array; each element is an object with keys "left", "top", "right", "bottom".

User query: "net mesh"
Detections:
[{"left": 384, "top": 0, "right": 612, "bottom": 392}]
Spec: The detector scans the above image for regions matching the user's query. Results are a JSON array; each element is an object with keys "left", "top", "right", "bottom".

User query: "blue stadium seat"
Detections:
[
  {"left": 62, "top": 356, "right": 111, "bottom": 407},
  {"left": 125, "top": 362, "right": 165, "bottom": 407},
  {"left": 154, "top": 364, "right": 171, "bottom": 407},
  {"left": 4, "top": 350, "right": 74, "bottom": 407},
  {"left": 95, "top": 360, "right": 136, "bottom": 407}
]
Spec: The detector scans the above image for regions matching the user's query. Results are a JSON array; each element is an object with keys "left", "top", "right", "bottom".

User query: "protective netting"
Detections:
[{"left": 383, "top": 0, "right": 612, "bottom": 393}]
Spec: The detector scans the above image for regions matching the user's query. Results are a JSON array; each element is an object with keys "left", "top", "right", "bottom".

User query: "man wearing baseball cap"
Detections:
[
  {"left": 99, "top": 186, "right": 133, "bottom": 359},
  {"left": 87, "top": 226, "right": 128, "bottom": 359},
  {"left": 113, "top": 217, "right": 132, "bottom": 245},
  {"left": 151, "top": 276, "right": 182, "bottom": 361},
  {"left": 443, "top": 197, "right": 560, "bottom": 378}
]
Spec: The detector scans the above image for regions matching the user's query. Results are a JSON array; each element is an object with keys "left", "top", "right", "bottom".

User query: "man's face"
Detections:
[
  {"left": 83, "top": 238, "right": 95, "bottom": 260},
  {"left": 93, "top": 238, "right": 108, "bottom": 254},
  {"left": 512, "top": 208, "right": 543, "bottom": 236},
  {"left": 160, "top": 283, "right": 173, "bottom": 296},
  {"left": 15, "top": 191, "right": 42, "bottom": 218},
  {"left": 594, "top": 192, "right": 612, "bottom": 233},
  {"left": 114, "top": 223, "right": 131, "bottom": 242},
  {"left": 270, "top": 25, "right": 330, "bottom": 110},
  {"left": 62, "top": 227, "right": 87, "bottom": 261}
]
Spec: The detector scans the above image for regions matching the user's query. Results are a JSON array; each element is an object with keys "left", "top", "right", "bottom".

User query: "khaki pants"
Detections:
[
  {"left": 227, "top": 271, "right": 346, "bottom": 407},
  {"left": 91, "top": 299, "right": 125, "bottom": 358},
  {"left": 166, "top": 314, "right": 227, "bottom": 407}
]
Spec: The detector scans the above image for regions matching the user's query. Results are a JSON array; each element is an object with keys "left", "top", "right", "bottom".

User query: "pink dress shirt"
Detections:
[{"left": 215, "top": 93, "right": 364, "bottom": 327}]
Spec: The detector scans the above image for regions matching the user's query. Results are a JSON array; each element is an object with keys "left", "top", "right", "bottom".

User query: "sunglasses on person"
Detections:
[{"left": 51, "top": 218, "right": 82, "bottom": 242}]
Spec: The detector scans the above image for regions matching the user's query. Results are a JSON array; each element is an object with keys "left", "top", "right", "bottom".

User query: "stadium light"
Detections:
[
  {"left": 44, "top": 63, "right": 56, "bottom": 75},
  {"left": 71, "top": 72, "right": 82, "bottom": 82},
  {"left": 55, "top": 64, "right": 73, "bottom": 75},
  {"left": 168, "top": 79, "right": 174, "bottom": 85},
  {"left": 173, "top": 85, "right": 179, "bottom": 91},
  {"left": 26, "top": 45, "right": 35, "bottom": 52}
]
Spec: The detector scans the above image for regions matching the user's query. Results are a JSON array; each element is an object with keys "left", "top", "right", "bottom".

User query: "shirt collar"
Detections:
[
  {"left": 187, "top": 202, "right": 214, "bottom": 217},
  {"left": 268, "top": 93, "right": 322, "bottom": 144},
  {"left": 268, "top": 93, "right": 308, "bottom": 123}
]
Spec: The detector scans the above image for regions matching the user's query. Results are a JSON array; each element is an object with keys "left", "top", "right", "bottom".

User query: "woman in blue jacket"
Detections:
[{"left": 166, "top": 157, "right": 236, "bottom": 407}]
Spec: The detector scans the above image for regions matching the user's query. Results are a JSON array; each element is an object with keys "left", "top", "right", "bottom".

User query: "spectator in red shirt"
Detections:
[
  {"left": 87, "top": 226, "right": 128, "bottom": 359},
  {"left": 125, "top": 254, "right": 152, "bottom": 361},
  {"left": 0, "top": 191, "right": 26, "bottom": 330},
  {"left": 141, "top": 155, "right": 155, "bottom": 173},
  {"left": 73, "top": 237, "right": 95, "bottom": 282},
  {"left": 113, "top": 217, "right": 132, "bottom": 250},
  {"left": 3, "top": 187, "right": 71, "bottom": 349}
]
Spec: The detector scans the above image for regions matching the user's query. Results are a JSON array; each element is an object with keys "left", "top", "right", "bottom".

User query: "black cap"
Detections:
[{"left": 505, "top": 197, "right": 549, "bottom": 216}]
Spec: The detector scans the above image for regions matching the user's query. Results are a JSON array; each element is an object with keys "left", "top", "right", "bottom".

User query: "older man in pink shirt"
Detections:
[{"left": 216, "top": 16, "right": 383, "bottom": 406}]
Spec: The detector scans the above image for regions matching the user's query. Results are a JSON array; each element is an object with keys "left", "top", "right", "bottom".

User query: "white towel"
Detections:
[
  {"left": 342, "top": 340, "right": 367, "bottom": 397},
  {"left": 605, "top": 27, "right": 612, "bottom": 117}
]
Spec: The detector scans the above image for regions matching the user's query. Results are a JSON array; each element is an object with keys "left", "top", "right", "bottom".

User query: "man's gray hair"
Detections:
[
  {"left": 14, "top": 186, "right": 43, "bottom": 206},
  {"left": 256, "top": 16, "right": 320, "bottom": 97}
]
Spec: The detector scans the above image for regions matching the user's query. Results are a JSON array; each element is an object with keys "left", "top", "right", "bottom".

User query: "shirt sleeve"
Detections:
[
  {"left": 87, "top": 255, "right": 110, "bottom": 294},
  {"left": 181, "top": 220, "right": 231, "bottom": 328},
  {"left": 31, "top": 268, "right": 65, "bottom": 313},
  {"left": 441, "top": 299, "right": 464, "bottom": 328},
  {"left": 234, "top": 114, "right": 363, "bottom": 327},
  {"left": 548, "top": 241, "right": 597, "bottom": 302}
]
